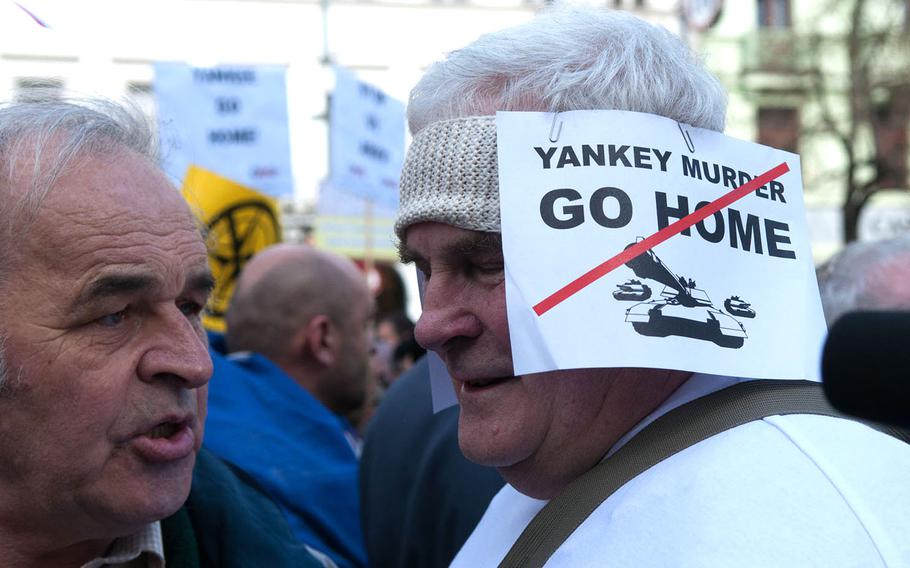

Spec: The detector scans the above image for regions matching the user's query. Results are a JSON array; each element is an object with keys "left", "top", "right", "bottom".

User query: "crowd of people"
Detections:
[{"left": 0, "top": 5, "right": 908, "bottom": 568}]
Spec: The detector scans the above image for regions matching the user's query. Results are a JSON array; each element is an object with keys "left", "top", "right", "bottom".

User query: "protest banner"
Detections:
[
  {"left": 314, "top": 180, "right": 398, "bottom": 262},
  {"left": 496, "top": 110, "right": 826, "bottom": 380},
  {"left": 155, "top": 62, "right": 294, "bottom": 197},
  {"left": 181, "top": 165, "right": 282, "bottom": 332},
  {"left": 329, "top": 67, "right": 405, "bottom": 210}
]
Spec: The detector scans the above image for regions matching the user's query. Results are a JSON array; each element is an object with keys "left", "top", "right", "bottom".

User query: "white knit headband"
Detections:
[{"left": 394, "top": 116, "right": 499, "bottom": 241}]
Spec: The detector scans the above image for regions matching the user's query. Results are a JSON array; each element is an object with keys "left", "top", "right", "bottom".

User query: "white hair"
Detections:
[
  {"left": 0, "top": 91, "right": 157, "bottom": 391},
  {"left": 0, "top": 90, "right": 157, "bottom": 241},
  {"left": 407, "top": 6, "right": 727, "bottom": 135},
  {"left": 816, "top": 235, "right": 910, "bottom": 326}
]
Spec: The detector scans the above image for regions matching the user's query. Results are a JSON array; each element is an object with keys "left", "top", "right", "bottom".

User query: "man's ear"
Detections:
[{"left": 301, "top": 314, "right": 338, "bottom": 368}]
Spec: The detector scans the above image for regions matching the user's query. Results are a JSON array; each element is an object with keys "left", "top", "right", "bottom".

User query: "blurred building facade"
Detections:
[
  {"left": 0, "top": 0, "right": 675, "bottom": 319},
  {"left": 4, "top": 0, "right": 905, "bottom": 268},
  {"left": 696, "top": 0, "right": 910, "bottom": 260},
  {"left": 0, "top": 0, "right": 675, "bottom": 214}
]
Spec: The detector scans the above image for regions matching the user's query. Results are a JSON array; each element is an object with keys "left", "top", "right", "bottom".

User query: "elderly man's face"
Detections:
[
  {"left": 406, "top": 222, "right": 629, "bottom": 493},
  {"left": 0, "top": 149, "right": 213, "bottom": 543}
]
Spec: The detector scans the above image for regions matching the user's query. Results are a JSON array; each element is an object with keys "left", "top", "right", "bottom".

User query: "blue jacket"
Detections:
[{"left": 204, "top": 335, "right": 366, "bottom": 568}]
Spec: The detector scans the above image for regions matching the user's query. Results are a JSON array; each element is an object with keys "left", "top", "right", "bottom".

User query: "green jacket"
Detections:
[{"left": 161, "top": 449, "right": 323, "bottom": 568}]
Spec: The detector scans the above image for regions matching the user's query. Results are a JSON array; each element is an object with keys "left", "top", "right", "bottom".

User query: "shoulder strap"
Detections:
[{"left": 498, "top": 379, "right": 901, "bottom": 568}]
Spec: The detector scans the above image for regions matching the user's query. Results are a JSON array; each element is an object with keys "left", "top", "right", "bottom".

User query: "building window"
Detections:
[
  {"left": 872, "top": 94, "right": 909, "bottom": 188},
  {"left": 757, "top": 0, "right": 791, "bottom": 28},
  {"left": 757, "top": 107, "right": 799, "bottom": 154},
  {"left": 14, "top": 77, "right": 63, "bottom": 102}
]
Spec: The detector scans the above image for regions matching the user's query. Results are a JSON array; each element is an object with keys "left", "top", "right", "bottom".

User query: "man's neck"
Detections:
[
  {"left": 277, "top": 359, "right": 342, "bottom": 415},
  {"left": 0, "top": 531, "right": 111, "bottom": 568},
  {"left": 499, "top": 368, "right": 690, "bottom": 499}
]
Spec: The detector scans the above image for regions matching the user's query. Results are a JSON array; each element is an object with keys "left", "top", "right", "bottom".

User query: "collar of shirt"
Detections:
[
  {"left": 80, "top": 521, "right": 164, "bottom": 568},
  {"left": 605, "top": 373, "right": 755, "bottom": 459}
]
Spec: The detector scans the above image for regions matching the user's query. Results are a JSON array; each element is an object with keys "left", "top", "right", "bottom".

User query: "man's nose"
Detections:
[
  {"left": 137, "top": 308, "right": 213, "bottom": 389},
  {"left": 414, "top": 281, "right": 482, "bottom": 353}
]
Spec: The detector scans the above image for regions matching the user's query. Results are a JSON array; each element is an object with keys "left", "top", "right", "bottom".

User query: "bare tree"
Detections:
[{"left": 805, "top": 0, "right": 910, "bottom": 242}]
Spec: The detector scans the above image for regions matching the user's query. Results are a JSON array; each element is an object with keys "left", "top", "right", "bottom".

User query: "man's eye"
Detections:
[
  {"left": 474, "top": 262, "right": 503, "bottom": 274},
  {"left": 466, "top": 261, "right": 503, "bottom": 278},
  {"left": 179, "top": 301, "right": 204, "bottom": 318},
  {"left": 97, "top": 310, "right": 127, "bottom": 328}
]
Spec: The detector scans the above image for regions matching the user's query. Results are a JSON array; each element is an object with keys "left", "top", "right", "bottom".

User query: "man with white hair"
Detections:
[
  {"left": 0, "top": 94, "right": 321, "bottom": 567},
  {"left": 396, "top": 7, "right": 910, "bottom": 566},
  {"left": 817, "top": 235, "right": 910, "bottom": 325}
]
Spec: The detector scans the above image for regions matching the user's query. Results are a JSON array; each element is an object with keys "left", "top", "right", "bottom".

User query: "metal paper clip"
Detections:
[
  {"left": 677, "top": 122, "right": 695, "bottom": 153},
  {"left": 549, "top": 112, "right": 562, "bottom": 143}
]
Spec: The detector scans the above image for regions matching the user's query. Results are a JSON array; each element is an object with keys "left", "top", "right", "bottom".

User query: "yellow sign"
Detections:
[{"left": 182, "top": 165, "right": 282, "bottom": 332}]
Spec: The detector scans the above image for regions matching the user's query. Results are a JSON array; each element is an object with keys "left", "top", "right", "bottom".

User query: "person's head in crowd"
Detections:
[
  {"left": 816, "top": 235, "right": 910, "bottom": 325},
  {"left": 395, "top": 7, "right": 726, "bottom": 498},
  {"left": 392, "top": 338, "right": 426, "bottom": 377},
  {"left": 370, "top": 338, "right": 394, "bottom": 390},
  {"left": 225, "top": 244, "right": 374, "bottom": 417},
  {"left": 373, "top": 310, "right": 415, "bottom": 386},
  {"left": 0, "top": 94, "right": 213, "bottom": 565},
  {"left": 377, "top": 311, "right": 415, "bottom": 346}
]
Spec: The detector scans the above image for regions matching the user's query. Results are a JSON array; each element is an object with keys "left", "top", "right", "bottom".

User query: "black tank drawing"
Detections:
[
  {"left": 724, "top": 296, "right": 756, "bottom": 318},
  {"left": 612, "top": 279, "right": 652, "bottom": 301},
  {"left": 612, "top": 239, "right": 757, "bottom": 349}
]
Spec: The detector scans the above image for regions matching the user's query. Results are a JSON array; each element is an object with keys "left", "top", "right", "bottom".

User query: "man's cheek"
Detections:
[{"left": 196, "top": 386, "right": 208, "bottom": 449}]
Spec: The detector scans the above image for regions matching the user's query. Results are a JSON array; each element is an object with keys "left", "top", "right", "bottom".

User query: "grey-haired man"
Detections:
[
  {"left": 0, "top": 95, "right": 321, "bottom": 568},
  {"left": 396, "top": 7, "right": 910, "bottom": 566}
]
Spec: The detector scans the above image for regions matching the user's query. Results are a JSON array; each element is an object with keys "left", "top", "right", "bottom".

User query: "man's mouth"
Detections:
[
  {"left": 131, "top": 417, "right": 196, "bottom": 462},
  {"left": 462, "top": 376, "right": 517, "bottom": 391},
  {"left": 147, "top": 422, "right": 182, "bottom": 439}
]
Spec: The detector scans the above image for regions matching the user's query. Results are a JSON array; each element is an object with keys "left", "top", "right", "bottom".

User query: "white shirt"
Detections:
[{"left": 452, "top": 374, "right": 910, "bottom": 567}]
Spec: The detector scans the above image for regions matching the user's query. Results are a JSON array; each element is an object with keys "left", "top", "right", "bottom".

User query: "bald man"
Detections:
[
  {"left": 204, "top": 244, "right": 373, "bottom": 568},
  {"left": 816, "top": 235, "right": 910, "bottom": 326}
]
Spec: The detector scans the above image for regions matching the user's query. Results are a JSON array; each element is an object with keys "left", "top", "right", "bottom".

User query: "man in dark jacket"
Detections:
[
  {"left": 0, "top": 94, "right": 319, "bottom": 567},
  {"left": 360, "top": 357, "right": 505, "bottom": 567}
]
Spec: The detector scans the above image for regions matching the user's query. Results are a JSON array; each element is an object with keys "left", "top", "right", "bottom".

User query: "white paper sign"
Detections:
[
  {"left": 154, "top": 62, "right": 294, "bottom": 197},
  {"left": 498, "top": 110, "right": 826, "bottom": 381},
  {"left": 330, "top": 67, "right": 405, "bottom": 210}
]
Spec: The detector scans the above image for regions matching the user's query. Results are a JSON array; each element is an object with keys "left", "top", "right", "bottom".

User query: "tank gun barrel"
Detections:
[{"left": 623, "top": 242, "right": 685, "bottom": 295}]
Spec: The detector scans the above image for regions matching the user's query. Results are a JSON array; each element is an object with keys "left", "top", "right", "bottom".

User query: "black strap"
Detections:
[{"left": 498, "top": 379, "right": 901, "bottom": 568}]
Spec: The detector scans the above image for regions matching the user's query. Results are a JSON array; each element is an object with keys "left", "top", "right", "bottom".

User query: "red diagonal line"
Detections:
[{"left": 533, "top": 162, "right": 791, "bottom": 316}]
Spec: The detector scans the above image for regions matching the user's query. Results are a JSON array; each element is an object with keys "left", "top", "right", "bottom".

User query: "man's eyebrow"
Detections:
[
  {"left": 186, "top": 271, "right": 216, "bottom": 295},
  {"left": 74, "top": 274, "right": 157, "bottom": 308},
  {"left": 453, "top": 232, "right": 501, "bottom": 254},
  {"left": 397, "top": 241, "right": 422, "bottom": 265},
  {"left": 398, "top": 232, "right": 502, "bottom": 264},
  {"left": 439, "top": 232, "right": 502, "bottom": 259}
]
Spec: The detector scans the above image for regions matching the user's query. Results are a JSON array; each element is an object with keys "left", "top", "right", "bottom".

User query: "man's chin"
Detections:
[
  {"left": 459, "top": 444, "right": 514, "bottom": 469},
  {"left": 118, "top": 451, "right": 196, "bottom": 525},
  {"left": 457, "top": 423, "right": 528, "bottom": 469}
]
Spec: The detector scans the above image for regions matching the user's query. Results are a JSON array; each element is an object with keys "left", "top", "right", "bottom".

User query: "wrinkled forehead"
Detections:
[
  {"left": 395, "top": 116, "right": 501, "bottom": 244},
  {"left": 8, "top": 150, "right": 204, "bottom": 278},
  {"left": 2, "top": 142, "right": 177, "bottom": 232}
]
